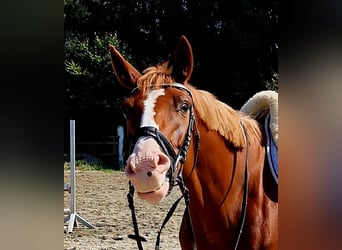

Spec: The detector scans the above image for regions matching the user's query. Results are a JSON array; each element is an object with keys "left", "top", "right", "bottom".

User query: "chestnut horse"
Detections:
[{"left": 109, "top": 36, "right": 278, "bottom": 249}]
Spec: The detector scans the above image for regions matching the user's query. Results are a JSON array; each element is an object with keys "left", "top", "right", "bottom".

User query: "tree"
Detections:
[
  {"left": 64, "top": 31, "right": 130, "bottom": 122},
  {"left": 64, "top": 0, "right": 278, "bottom": 126},
  {"left": 64, "top": 0, "right": 278, "bottom": 167}
]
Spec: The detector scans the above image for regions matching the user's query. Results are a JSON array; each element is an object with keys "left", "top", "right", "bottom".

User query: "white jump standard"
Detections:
[{"left": 64, "top": 120, "right": 96, "bottom": 233}]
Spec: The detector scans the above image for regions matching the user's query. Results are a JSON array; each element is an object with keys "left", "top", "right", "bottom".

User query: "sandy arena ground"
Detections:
[{"left": 64, "top": 170, "right": 185, "bottom": 249}]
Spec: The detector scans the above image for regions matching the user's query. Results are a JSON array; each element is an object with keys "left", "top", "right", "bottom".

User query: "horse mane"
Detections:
[
  {"left": 137, "top": 62, "right": 174, "bottom": 94},
  {"left": 137, "top": 62, "right": 261, "bottom": 149},
  {"left": 187, "top": 85, "right": 261, "bottom": 149}
]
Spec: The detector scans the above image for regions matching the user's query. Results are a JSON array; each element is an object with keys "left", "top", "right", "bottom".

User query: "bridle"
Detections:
[
  {"left": 126, "top": 83, "right": 248, "bottom": 250},
  {"left": 137, "top": 83, "right": 199, "bottom": 194},
  {"left": 126, "top": 83, "right": 200, "bottom": 250}
]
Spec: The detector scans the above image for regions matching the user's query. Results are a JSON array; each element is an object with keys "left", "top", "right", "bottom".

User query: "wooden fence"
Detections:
[{"left": 65, "top": 135, "right": 121, "bottom": 169}]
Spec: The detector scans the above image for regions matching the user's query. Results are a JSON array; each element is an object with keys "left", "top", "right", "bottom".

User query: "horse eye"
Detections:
[{"left": 180, "top": 102, "right": 190, "bottom": 113}]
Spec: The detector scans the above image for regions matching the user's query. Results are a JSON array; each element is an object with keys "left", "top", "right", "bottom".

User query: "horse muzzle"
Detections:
[{"left": 124, "top": 137, "right": 172, "bottom": 204}]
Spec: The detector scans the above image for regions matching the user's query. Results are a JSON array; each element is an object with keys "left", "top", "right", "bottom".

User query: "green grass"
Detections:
[
  {"left": 64, "top": 153, "right": 125, "bottom": 172},
  {"left": 64, "top": 160, "right": 118, "bottom": 172}
]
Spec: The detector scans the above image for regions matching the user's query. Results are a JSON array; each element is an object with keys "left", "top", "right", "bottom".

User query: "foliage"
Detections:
[
  {"left": 64, "top": 31, "right": 130, "bottom": 122},
  {"left": 64, "top": 0, "right": 278, "bottom": 110},
  {"left": 265, "top": 72, "right": 279, "bottom": 92},
  {"left": 64, "top": 0, "right": 278, "bottom": 165}
]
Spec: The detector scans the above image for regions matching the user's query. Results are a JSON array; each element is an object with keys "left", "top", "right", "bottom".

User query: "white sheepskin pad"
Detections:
[{"left": 240, "top": 90, "right": 278, "bottom": 146}]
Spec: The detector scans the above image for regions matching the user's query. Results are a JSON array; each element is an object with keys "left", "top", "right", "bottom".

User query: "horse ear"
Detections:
[
  {"left": 172, "top": 35, "right": 194, "bottom": 84},
  {"left": 109, "top": 45, "right": 141, "bottom": 89}
]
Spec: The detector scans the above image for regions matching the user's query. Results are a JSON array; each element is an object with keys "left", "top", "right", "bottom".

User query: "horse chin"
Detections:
[{"left": 136, "top": 181, "right": 170, "bottom": 205}]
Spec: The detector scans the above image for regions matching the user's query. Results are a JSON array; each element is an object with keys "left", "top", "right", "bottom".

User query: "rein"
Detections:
[
  {"left": 127, "top": 182, "right": 144, "bottom": 250},
  {"left": 233, "top": 122, "right": 249, "bottom": 250}
]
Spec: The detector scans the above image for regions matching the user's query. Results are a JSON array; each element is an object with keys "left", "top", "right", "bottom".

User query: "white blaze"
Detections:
[{"left": 141, "top": 89, "right": 165, "bottom": 128}]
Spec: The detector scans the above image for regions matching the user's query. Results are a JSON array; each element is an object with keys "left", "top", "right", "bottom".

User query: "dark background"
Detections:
[{"left": 63, "top": 0, "right": 278, "bottom": 168}]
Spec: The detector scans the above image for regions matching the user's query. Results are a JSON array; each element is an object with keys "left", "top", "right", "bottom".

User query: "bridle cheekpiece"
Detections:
[{"left": 137, "top": 83, "right": 198, "bottom": 194}]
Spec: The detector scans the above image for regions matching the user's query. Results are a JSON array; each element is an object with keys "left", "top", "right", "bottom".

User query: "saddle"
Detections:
[{"left": 240, "top": 90, "right": 278, "bottom": 184}]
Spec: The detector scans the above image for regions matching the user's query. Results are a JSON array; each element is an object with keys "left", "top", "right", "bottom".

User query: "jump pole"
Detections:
[{"left": 64, "top": 120, "right": 96, "bottom": 233}]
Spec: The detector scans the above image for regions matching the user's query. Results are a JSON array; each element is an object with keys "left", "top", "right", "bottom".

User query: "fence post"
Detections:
[{"left": 64, "top": 120, "right": 96, "bottom": 233}]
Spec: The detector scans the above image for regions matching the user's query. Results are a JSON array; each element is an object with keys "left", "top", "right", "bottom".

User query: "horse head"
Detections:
[{"left": 109, "top": 36, "right": 196, "bottom": 205}]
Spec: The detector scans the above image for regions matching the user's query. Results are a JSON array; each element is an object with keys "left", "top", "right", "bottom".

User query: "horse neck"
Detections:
[
  {"left": 180, "top": 117, "right": 277, "bottom": 249},
  {"left": 182, "top": 118, "right": 265, "bottom": 221}
]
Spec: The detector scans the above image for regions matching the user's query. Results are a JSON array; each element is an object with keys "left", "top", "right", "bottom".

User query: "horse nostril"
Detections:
[
  {"left": 147, "top": 171, "right": 152, "bottom": 177},
  {"left": 158, "top": 154, "right": 170, "bottom": 166}
]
